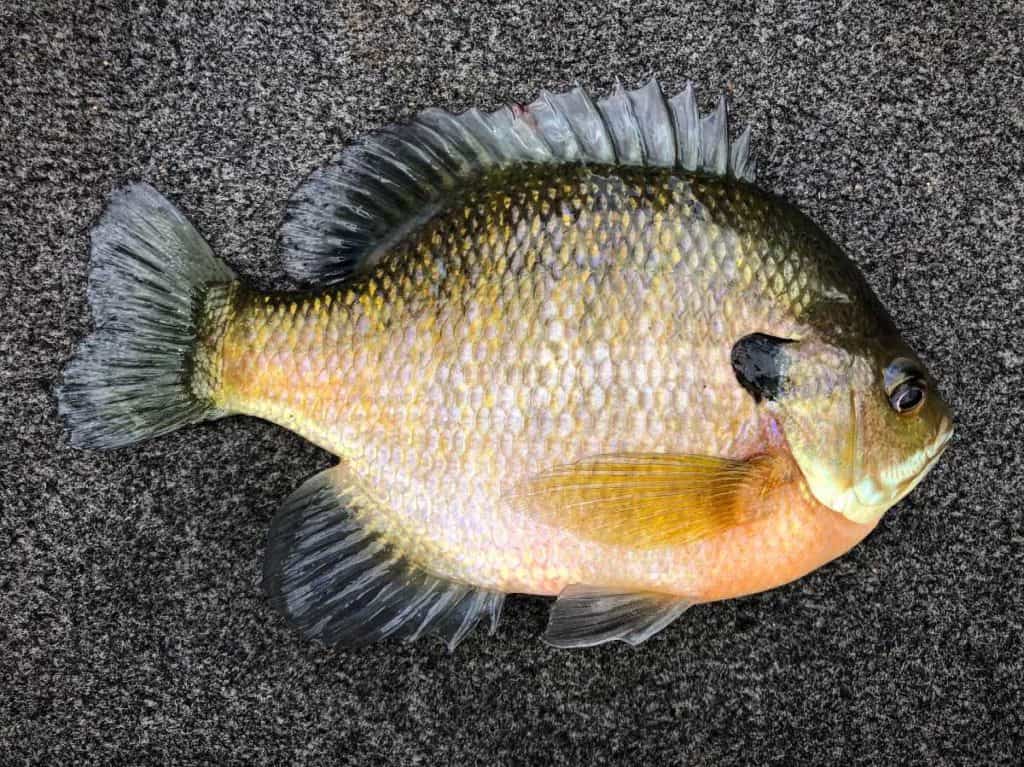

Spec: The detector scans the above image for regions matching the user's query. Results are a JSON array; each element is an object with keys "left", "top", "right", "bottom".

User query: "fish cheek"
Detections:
[{"left": 762, "top": 385, "right": 861, "bottom": 520}]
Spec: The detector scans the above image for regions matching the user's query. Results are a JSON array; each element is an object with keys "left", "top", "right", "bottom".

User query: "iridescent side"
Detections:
[{"left": 207, "top": 166, "right": 879, "bottom": 599}]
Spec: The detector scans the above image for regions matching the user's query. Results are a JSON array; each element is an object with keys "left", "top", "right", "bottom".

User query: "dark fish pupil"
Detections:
[{"left": 892, "top": 380, "right": 925, "bottom": 413}]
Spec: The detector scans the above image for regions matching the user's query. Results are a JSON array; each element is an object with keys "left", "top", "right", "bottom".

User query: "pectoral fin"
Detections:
[
  {"left": 512, "top": 451, "right": 793, "bottom": 549},
  {"left": 544, "top": 585, "right": 693, "bottom": 648}
]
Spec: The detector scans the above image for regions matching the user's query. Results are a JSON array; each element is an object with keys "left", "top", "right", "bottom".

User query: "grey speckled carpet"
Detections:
[{"left": 2, "top": 1, "right": 1022, "bottom": 764}]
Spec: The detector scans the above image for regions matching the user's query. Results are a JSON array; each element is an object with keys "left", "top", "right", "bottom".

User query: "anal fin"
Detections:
[
  {"left": 544, "top": 585, "right": 692, "bottom": 649},
  {"left": 263, "top": 465, "right": 502, "bottom": 650}
]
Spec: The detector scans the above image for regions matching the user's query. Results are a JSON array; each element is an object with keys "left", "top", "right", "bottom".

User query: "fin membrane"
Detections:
[
  {"left": 281, "top": 79, "right": 757, "bottom": 284},
  {"left": 511, "top": 452, "right": 792, "bottom": 549},
  {"left": 264, "top": 465, "right": 503, "bottom": 649},
  {"left": 545, "top": 585, "right": 692, "bottom": 648}
]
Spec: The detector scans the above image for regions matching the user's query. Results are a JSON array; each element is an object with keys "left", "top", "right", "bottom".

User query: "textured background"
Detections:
[{"left": 2, "top": 1, "right": 1022, "bottom": 764}]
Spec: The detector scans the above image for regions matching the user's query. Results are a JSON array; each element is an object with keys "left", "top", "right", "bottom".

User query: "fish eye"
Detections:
[{"left": 889, "top": 377, "right": 927, "bottom": 416}]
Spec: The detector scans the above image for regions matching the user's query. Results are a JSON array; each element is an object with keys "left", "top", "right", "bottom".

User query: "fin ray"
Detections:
[
  {"left": 511, "top": 452, "right": 793, "bottom": 549},
  {"left": 544, "top": 585, "right": 692, "bottom": 648},
  {"left": 57, "top": 183, "right": 236, "bottom": 449}
]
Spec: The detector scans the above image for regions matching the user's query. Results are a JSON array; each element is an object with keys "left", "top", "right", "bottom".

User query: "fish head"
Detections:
[{"left": 735, "top": 332, "right": 954, "bottom": 524}]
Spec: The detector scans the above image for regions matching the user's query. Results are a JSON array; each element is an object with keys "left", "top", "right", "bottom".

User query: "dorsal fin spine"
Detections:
[
  {"left": 563, "top": 86, "right": 617, "bottom": 163},
  {"left": 516, "top": 103, "right": 557, "bottom": 158},
  {"left": 731, "top": 125, "right": 753, "bottom": 181},
  {"left": 700, "top": 95, "right": 729, "bottom": 176},
  {"left": 618, "top": 80, "right": 649, "bottom": 164},
  {"left": 538, "top": 89, "right": 585, "bottom": 162},
  {"left": 669, "top": 82, "right": 700, "bottom": 170},
  {"left": 628, "top": 79, "right": 676, "bottom": 166}
]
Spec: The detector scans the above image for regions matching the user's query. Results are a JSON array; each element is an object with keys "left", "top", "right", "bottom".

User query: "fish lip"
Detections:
[
  {"left": 887, "top": 423, "right": 953, "bottom": 500},
  {"left": 928, "top": 416, "right": 954, "bottom": 460},
  {"left": 923, "top": 431, "right": 953, "bottom": 475}
]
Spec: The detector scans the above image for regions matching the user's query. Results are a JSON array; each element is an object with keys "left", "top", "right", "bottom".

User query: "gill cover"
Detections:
[{"left": 733, "top": 333, "right": 874, "bottom": 520}]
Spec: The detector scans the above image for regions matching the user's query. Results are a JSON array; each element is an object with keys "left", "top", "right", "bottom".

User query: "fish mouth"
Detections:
[
  {"left": 905, "top": 415, "right": 954, "bottom": 488},
  {"left": 852, "top": 415, "right": 955, "bottom": 513}
]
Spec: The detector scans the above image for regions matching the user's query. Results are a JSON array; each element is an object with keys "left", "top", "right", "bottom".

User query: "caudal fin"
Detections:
[{"left": 58, "top": 183, "right": 237, "bottom": 449}]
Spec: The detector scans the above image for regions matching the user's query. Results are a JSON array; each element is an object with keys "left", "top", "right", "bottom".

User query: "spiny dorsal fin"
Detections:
[
  {"left": 280, "top": 79, "right": 758, "bottom": 285},
  {"left": 263, "top": 464, "right": 503, "bottom": 650}
]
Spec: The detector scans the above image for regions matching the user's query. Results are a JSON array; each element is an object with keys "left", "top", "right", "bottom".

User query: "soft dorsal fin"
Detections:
[
  {"left": 280, "top": 79, "right": 757, "bottom": 285},
  {"left": 263, "top": 464, "right": 503, "bottom": 650},
  {"left": 544, "top": 585, "right": 693, "bottom": 648}
]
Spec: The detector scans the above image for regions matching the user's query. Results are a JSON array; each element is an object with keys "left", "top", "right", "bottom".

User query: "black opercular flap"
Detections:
[{"left": 731, "top": 333, "right": 794, "bottom": 403}]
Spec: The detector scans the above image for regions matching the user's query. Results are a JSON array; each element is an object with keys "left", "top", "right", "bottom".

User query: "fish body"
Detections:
[
  {"left": 212, "top": 166, "right": 877, "bottom": 597},
  {"left": 59, "top": 82, "right": 952, "bottom": 649}
]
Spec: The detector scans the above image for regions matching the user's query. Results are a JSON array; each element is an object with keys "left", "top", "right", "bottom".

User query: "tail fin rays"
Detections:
[{"left": 58, "top": 183, "right": 236, "bottom": 449}]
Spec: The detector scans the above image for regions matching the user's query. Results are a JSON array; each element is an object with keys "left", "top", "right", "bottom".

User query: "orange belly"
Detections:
[{"left": 683, "top": 479, "right": 877, "bottom": 603}]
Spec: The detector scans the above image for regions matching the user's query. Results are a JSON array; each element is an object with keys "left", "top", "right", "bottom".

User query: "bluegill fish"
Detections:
[{"left": 59, "top": 81, "right": 953, "bottom": 649}]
